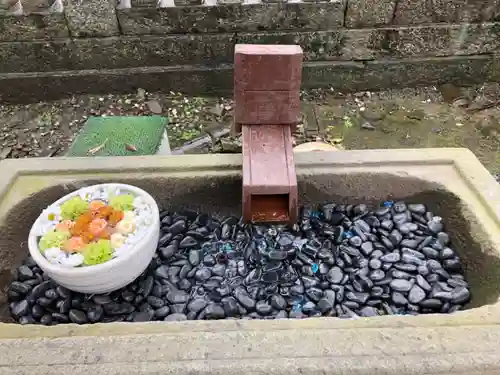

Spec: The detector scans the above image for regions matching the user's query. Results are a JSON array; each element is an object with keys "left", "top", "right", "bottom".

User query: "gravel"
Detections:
[{"left": 7, "top": 200, "right": 471, "bottom": 324}]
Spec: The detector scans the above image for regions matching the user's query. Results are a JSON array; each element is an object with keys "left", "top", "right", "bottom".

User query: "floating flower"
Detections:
[
  {"left": 133, "top": 196, "right": 147, "bottom": 210},
  {"left": 110, "top": 233, "right": 126, "bottom": 249},
  {"left": 88, "top": 218, "right": 108, "bottom": 237},
  {"left": 89, "top": 200, "right": 106, "bottom": 211},
  {"left": 63, "top": 236, "right": 86, "bottom": 252},
  {"left": 32, "top": 221, "right": 55, "bottom": 237},
  {"left": 77, "top": 187, "right": 93, "bottom": 200},
  {"left": 123, "top": 211, "right": 136, "bottom": 222},
  {"left": 36, "top": 185, "right": 154, "bottom": 268},
  {"left": 82, "top": 239, "right": 113, "bottom": 265},
  {"left": 56, "top": 220, "right": 75, "bottom": 232},
  {"left": 59, "top": 253, "right": 84, "bottom": 267},
  {"left": 39, "top": 230, "right": 71, "bottom": 252},
  {"left": 109, "top": 193, "right": 134, "bottom": 211},
  {"left": 43, "top": 206, "right": 62, "bottom": 224},
  {"left": 44, "top": 247, "right": 65, "bottom": 264},
  {"left": 115, "top": 219, "right": 136, "bottom": 235},
  {"left": 108, "top": 209, "right": 124, "bottom": 226},
  {"left": 60, "top": 196, "right": 89, "bottom": 220}
]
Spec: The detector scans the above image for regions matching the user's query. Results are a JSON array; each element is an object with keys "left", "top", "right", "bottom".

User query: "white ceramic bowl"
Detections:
[{"left": 28, "top": 183, "right": 160, "bottom": 294}]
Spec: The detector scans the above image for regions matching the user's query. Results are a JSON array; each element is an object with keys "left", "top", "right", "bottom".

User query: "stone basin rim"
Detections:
[
  {"left": 0, "top": 147, "right": 499, "bottom": 344},
  {"left": 1, "top": 304, "right": 500, "bottom": 340}
]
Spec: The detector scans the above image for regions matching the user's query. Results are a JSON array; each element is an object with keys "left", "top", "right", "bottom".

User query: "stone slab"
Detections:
[
  {"left": 237, "top": 31, "right": 343, "bottom": 61},
  {"left": 117, "top": 1, "right": 345, "bottom": 35},
  {"left": 393, "top": 0, "right": 500, "bottom": 25},
  {"left": 0, "top": 13, "right": 68, "bottom": 41},
  {"left": 302, "top": 55, "right": 493, "bottom": 92},
  {"left": 63, "top": 0, "right": 119, "bottom": 37},
  {"left": 0, "top": 149, "right": 498, "bottom": 373},
  {"left": 0, "top": 54, "right": 494, "bottom": 103},
  {"left": 344, "top": 0, "right": 396, "bottom": 27},
  {"left": 2, "top": 23, "right": 499, "bottom": 74},
  {"left": 0, "top": 34, "right": 235, "bottom": 73},
  {"left": 341, "top": 23, "right": 500, "bottom": 60}
]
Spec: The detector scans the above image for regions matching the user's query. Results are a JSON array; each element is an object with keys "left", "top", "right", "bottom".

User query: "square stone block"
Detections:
[
  {"left": 234, "top": 89, "right": 301, "bottom": 125},
  {"left": 234, "top": 44, "right": 303, "bottom": 91}
]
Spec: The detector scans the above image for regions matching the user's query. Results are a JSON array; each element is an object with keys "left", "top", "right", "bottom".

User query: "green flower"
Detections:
[
  {"left": 82, "top": 239, "right": 113, "bottom": 266},
  {"left": 109, "top": 194, "right": 134, "bottom": 212},
  {"left": 39, "top": 230, "right": 70, "bottom": 252},
  {"left": 60, "top": 196, "right": 89, "bottom": 220}
]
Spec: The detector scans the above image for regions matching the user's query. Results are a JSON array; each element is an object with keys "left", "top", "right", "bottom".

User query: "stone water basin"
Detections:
[{"left": 0, "top": 149, "right": 499, "bottom": 374}]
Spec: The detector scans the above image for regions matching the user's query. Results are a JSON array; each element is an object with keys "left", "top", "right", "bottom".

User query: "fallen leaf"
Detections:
[
  {"left": 87, "top": 138, "right": 108, "bottom": 155},
  {"left": 125, "top": 143, "right": 137, "bottom": 152},
  {"left": 146, "top": 100, "right": 162, "bottom": 114}
]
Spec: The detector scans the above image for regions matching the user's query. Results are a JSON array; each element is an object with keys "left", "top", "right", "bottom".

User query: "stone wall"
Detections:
[{"left": 0, "top": 0, "right": 499, "bottom": 101}]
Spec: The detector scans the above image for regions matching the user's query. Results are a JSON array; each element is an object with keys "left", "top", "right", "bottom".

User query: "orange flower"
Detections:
[
  {"left": 108, "top": 210, "right": 124, "bottom": 226},
  {"left": 96, "top": 206, "right": 113, "bottom": 219},
  {"left": 99, "top": 228, "right": 111, "bottom": 240},
  {"left": 88, "top": 218, "right": 108, "bottom": 237},
  {"left": 80, "top": 231, "right": 95, "bottom": 243},
  {"left": 63, "top": 236, "right": 86, "bottom": 252},
  {"left": 56, "top": 220, "right": 75, "bottom": 232},
  {"left": 70, "top": 211, "right": 93, "bottom": 236},
  {"left": 89, "top": 200, "right": 106, "bottom": 211}
]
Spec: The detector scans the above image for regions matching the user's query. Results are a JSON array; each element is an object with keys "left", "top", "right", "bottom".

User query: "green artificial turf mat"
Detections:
[{"left": 66, "top": 116, "right": 168, "bottom": 157}]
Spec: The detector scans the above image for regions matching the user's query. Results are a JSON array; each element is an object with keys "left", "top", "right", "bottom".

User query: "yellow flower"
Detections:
[
  {"left": 110, "top": 233, "right": 126, "bottom": 248},
  {"left": 115, "top": 219, "right": 136, "bottom": 235}
]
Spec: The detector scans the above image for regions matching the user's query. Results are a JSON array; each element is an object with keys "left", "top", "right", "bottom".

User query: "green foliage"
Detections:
[
  {"left": 60, "top": 196, "right": 89, "bottom": 220},
  {"left": 39, "top": 230, "right": 70, "bottom": 252},
  {"left": 109, "top": 194, "right": 134, "bottom": 212},
  {"left": 82, "top": 239, "right": 113, "bottom": 266}
]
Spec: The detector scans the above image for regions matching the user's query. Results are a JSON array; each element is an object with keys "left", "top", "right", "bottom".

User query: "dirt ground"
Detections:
[{"left": 0, "top": 84, "right": 498, "bottom": 177}]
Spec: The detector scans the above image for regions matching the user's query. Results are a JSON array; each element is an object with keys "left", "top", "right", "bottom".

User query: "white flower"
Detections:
[
  {"left": 42, "top": 206, "right": 61, "bottom": 224},
  {"left": 115, "top": 219, "right": 136, "bottom": 235},
  {"left": 32, "top": 220, "right": 56, "bottom": 237},
  {"left": 33, "top": 206, "right": 61, "bottom": 236},
  {"left": 90, "top": 188, "right": 106, "bottom": 202},
  {"left": 133, "top": 196, "right": 147, "bottom": 210},
  {"left": 77, "top": 187, "right": 94, "bottom": 201},
  {"left": 110, "top": 233, "right": 126, "bottom": 248},
  {"left": 123, "top": 211, "right": 136, "bottom": 221},
  {"left": 44, "top": 247, "right": 64, "bottom": 264},
  {"left": 59, "top": 253, "right": 84, "bottom": 267},
  {"left": 105, "top": 186, "right": 121, "bottom": 199}
]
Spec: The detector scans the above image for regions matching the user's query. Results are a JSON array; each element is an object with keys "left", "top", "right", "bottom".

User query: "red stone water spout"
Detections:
[{"left": 233, "top": 44, "right": 303, "bottom": 224}]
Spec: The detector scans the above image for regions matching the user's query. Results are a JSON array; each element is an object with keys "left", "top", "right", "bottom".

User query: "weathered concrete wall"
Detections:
[{"left": 0, "top": 0, "right": 500, "bottom": 101}]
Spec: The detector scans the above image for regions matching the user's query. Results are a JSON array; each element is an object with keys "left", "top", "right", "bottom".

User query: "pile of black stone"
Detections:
[{"left": 7, "top": 201, "right": 471, "bottom": 325}]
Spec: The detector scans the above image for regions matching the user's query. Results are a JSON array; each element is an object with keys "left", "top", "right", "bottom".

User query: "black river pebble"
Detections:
[{"left": 7, "top": 202, "right": 471, "bottom": 324}]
